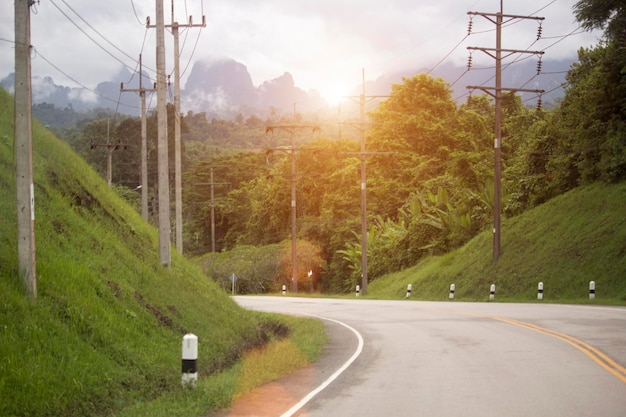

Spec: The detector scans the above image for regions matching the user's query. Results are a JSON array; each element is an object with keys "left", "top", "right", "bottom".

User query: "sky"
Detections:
[{"left": 1, "top": 0, "right": 601, "bottom": 104}]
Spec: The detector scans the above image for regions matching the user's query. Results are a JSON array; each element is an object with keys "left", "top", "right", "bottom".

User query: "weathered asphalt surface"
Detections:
[{"left": 225, "top": 297, "right": 626, "bottom": 417}]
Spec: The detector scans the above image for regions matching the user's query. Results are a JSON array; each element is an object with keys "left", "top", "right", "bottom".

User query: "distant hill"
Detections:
[{"left": 0, "top": 56, "right": 572, "bottom": 120}]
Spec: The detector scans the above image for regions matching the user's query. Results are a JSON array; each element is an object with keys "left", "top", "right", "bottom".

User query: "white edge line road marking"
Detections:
[{"left": 280, "top": 314, "right": 365, "bottom": 417}]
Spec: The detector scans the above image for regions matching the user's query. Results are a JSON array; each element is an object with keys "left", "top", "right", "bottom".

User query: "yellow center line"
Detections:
[
  {"left": 490, "top": 315, "right": 626, "bottom": 385},
  {"left": 420, "top": 305, "right": 626, "bottom": 384}
]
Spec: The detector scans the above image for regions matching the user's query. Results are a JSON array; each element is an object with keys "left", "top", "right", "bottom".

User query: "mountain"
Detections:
[
  {"left": 1, "top": 56, "right": 573, "bottom": 120},
  {"left": 0, "top": 66, "right": 151, "bottom": 116},
  {"left": 181, "top": 58, "right": 327, "bottom": 118}
]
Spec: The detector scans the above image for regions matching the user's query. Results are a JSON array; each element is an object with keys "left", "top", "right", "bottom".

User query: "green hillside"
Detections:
[
  {"left": 0, "top": 88, "right": 322, "bottom": 417},
  {"left": 368, "top": 182, "right": 626, "bottom": 303}
]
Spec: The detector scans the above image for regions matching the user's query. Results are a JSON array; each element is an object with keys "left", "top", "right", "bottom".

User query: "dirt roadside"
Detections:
[{"left": 209, "top": 318, "right": 359, "bottom": 417}]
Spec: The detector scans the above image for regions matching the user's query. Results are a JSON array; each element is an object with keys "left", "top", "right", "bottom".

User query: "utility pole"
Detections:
[
  {"left": 341, "top": 69, "right": 390, "bottom": 296},
  {"left": 15, "top": 0, "right": 36, "bottom": 298},
  {"left": 169, "top": 3, "right": 206, "bottom": 254},
  {"left": 90, "top": 120, "right": 127, "bottom": 186},
  {"left": 146, "top": 0, "right": 171, "bottom": 267},
  {"left": 194, "top": 165, "right": 229, "bottom": 253},
  {"left": 265, "top": 125, "right": 320, "bottom": 293},
  {"left": 467, "top": 2, "right": 544, "bottom": 262},
  {"left": 121, "top": 54, "right": 156, "bottom": 222}
]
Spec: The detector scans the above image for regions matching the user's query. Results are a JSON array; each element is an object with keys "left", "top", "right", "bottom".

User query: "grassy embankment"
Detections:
[
  {"left": 368, "top": 182, "right": 626, "bottom": 303},
  {"left": 0, "top": 88, "right": 325, "bottom": 417}
]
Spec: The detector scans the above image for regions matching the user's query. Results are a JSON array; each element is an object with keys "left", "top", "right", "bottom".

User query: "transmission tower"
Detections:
[{"left": 466, "top": 3, "right": 545, "bottom": 262}]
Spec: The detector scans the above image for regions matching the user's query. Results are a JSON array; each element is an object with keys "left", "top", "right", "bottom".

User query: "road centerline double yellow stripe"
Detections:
[
  {"left": 489, "top": 315, "right": 626, "bottom": 385},
  {"left": 419, "top": 305, "right": 626, "bottom": 384}
]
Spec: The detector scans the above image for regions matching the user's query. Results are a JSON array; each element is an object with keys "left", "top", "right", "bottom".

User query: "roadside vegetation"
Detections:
[
  {"left": 367, "top": 182, "right": 626, "bottom": 303},
  {"left": 0, "top": 87, "right": 325, "bottom": 417},
  {"left": 43, "top": 1, "right": 626, "bottom": 295}
]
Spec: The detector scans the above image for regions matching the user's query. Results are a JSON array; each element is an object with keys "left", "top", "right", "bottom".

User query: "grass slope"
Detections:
[
  {"left": 0, "top": 88, "right": 323, "bottom": 417},
  {"left": 369, "top": 182, "right": 626, "bottom": 303}
]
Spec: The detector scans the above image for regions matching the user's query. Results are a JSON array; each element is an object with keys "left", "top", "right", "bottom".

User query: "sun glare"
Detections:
[{"left": 319, "top": 82, "right": 352, "bottom": 108}]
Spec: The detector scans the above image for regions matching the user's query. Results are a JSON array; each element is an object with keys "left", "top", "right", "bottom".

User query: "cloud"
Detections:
[{"left": 0, "top": 0, "right": 602, "bottom": 103}]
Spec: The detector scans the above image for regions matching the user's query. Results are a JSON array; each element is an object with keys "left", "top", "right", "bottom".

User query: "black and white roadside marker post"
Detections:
[
  {"left": 182, "top": 333, "right": 198, "bottom": 388},
  {"left": 356, "top": 285, "right": 360, "bottom": 297},
  {"left": 282, "top": 284, "right": 287, "bottom": 295},
  {"left": 538, "top": 282, "right": 544, "bottom": 300},
  {"left": 589, "top": 281, "right": 595, "bottom": 300},
  {"left": 449, "top": 283, "right": 455, "bottom": 300},
  {"left": 405, "top": 283, "right": 412, "bottom": 298},
  {"left": 489, "top": 284, "right": 496, "bottom": 301}
]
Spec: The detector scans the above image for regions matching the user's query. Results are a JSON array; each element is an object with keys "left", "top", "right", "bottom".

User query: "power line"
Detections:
[
  {"left": 59, "top": 0, "right": 138, "bottom": 64},
  {"left": 129, "top": 0, "right": 144, "bottom": 26},
  {"left": 48, "top": 0, "right": 137, "bottom": 74},
  {"left": 453, "top": 25, "right": 587, "bottom": 102},
  {"left": 33, "top": 47, "right": 140, "bottom": 110}
]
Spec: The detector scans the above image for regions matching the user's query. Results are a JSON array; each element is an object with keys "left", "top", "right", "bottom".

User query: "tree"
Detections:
[{"left": 574, "top": 0, "right": 626, "bottom": 42}]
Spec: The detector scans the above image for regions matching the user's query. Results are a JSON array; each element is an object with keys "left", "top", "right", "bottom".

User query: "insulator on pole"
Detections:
[
  {"left": 467, "top": 18, "right": 474, "bottom": 35},
  {"left": 537, "top": 23, "right": 543, "bottom": 40},
  {"left": 536, "top": 95, "right": 543, "bottom": 112},
  {"left": 467, "top": 53, "right": 473, "bottom": 71},
  {"left": 536, "top": 57, "right": 543, "bottom": 75}
]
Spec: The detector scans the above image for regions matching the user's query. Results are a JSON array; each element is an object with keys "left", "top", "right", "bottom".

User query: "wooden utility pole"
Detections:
[
  {"left": 169, "top": 3, "right": 206, "bottom": 254},
  {"left": 467, "top": 2, "right": 544, "bottom": 262},
  {"left": 265, "top": 125, "right": 320, "bottom": 293},
  {"left": 121, "top": 54, "right": 156, "bottom": 221},
  {"left": 14, "top": 0, "right": 36, "bottom": 298}
]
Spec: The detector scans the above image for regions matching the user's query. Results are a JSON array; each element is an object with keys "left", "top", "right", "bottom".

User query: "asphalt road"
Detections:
[{"left": 232, "top": 297, "right": 626, "bottom": 417}]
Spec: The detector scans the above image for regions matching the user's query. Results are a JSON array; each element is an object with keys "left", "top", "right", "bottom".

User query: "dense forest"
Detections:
[{"left": 38, "top": 0, "right": 626, "bottom": 293}]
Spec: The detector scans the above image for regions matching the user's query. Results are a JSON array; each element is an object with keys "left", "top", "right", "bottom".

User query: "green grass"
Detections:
[
  {"left": 111, "top": 314, "right": 326, "bottom": 417},
  {"left": 368, "top": 182, "right": 626, "bottom": 304},
  {"left": 0, "top": 88, "right": 325, "bottom": 417}
]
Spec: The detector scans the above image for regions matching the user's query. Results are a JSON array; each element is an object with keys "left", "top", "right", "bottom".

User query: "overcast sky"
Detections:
[{"left": 1, "top": 0, "right": 601, "bottom": 102}]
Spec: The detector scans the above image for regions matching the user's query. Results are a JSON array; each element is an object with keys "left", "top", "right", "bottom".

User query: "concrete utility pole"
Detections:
[
  {"left": 169, "top": 3, "right": 206, "bottom": 254},
  {"left": 90, "top": 120, "right": 127, "bottom": 186},
  {"left": 195, "top": 165, "right": 229, "bottom": 253},
  {"left": 121, "top": 54, "right": 156, "bottom": 222},
  {"left": 467, "top": 2, "right": 544, "bottom": 262},
  {"left": 148, "top": 0, "right": 171, "bottom": 267},
  {"left": 341, "top": 69, "right": 390, "bottom": 296},
  {"left": 265, "top": 125, "right": 320, "bottom": 293},
  {"left": 14, "top": 0, "right": 36, "bottom": 298}
]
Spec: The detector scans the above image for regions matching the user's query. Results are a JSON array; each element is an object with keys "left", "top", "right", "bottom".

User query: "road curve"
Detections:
[{"left": 232, "top": 297, "right": 626, "bottom": 417}]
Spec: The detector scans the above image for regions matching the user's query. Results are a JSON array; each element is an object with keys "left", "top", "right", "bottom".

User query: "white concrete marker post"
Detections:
[
  {"left": 182, "top": 333, "right": 198, "bottom": 389},
  {"left": 356, "top": 285, "right": 360, "bottom": 297},
  {"left": 538, "top": 282, "right": 544, "bottom": 300},
  {"left": 449, "top": 283, "right": 455, "bottom": 300},
  {"left": 282, "top": 284, "right": 286, "bottom": 295},
  {"left": 405, "top": 283, "right": 412, "bottom": 298},
  {"left": 589, "top": 281, "right": 595, "bottom": 300},
  {"left": 489, "top": 284, "right": 496, "bottom": 301}
]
